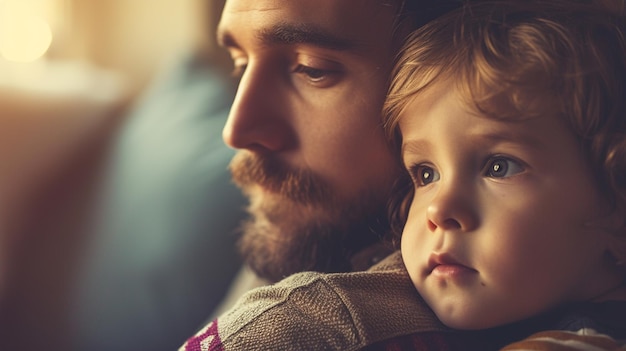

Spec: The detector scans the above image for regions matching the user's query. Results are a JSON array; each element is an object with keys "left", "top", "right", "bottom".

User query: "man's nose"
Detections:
[
  {"left": 426, "top": 180, "right": 478, "bottom": 233},
  {"left": 222, "top": 62, "right": 296, "bottom": 153}
]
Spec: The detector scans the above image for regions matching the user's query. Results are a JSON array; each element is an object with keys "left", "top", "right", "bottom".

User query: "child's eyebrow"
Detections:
[
  {"left": 477, "top": 131, "right": 545, "bottom": 151},
  {"left": 401, "top": 130, "right": 544, "bottom": 156},
  {"left": 402, "top": 139, "right": 432, "bottom": 156}
]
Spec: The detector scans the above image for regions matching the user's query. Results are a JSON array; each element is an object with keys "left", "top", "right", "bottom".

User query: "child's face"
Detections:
[{"left": 399, "top": 85, "right": 617, "bottom": 330}]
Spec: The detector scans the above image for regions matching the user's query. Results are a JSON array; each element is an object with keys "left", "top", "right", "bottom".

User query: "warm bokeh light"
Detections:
[{"left": 0, "top": 0, "right": 53, "bottom": 62}]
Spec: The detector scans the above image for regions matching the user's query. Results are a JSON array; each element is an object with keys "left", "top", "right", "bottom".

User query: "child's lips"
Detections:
[{"left": 427, "top": 252, "right": 477, "bottom": 278}]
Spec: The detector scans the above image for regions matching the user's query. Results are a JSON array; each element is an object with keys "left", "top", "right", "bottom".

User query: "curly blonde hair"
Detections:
[{"left": 384, "top": 0, "right": 626, "bottom": 243}]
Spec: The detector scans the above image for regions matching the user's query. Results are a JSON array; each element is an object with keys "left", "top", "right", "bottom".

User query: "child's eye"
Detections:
[
  {"left": 484, "top": 156, "right": 525, "bottom": 178},
  {"left": 412, "top": 165, "right": 440, "bottom": 186}
]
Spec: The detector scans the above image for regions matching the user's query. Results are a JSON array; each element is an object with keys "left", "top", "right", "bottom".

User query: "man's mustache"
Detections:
[{"left": 229, "top": 151, "right": 332, "bottom": 205}]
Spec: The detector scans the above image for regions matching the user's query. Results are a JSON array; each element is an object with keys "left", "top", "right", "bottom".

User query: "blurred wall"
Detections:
[
  {"left": 0, "top": 0, "right": 230, "bottom": 237},
  {"left": 0, "top": 1, "right": 235, "bottom": 350},
  {"left": 52, "top": 0, "right": 226, "bottom": 93}
]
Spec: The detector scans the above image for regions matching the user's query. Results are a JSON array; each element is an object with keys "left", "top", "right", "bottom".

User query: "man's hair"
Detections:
[
  {"left": 389, "top": 0, "right": 464, "bottom": 49},
  {"left": 397, "top": 0, "right": 463, "bottom": 26},
  {"left": 395, "top": 0, "right": 463, "bottom": 26},
  {"left": 383, "top": 0, "right": 626, "bottom": 238}
]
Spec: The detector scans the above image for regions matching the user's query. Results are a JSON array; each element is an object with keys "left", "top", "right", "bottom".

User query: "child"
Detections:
[{"left": 383, "top": 0, "right": 626, "bottom": 347}]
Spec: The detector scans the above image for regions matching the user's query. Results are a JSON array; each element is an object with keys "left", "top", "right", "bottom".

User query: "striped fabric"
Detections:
[
  {"left": 183, "top": 320, "right": 223, "bottom": 351},
  {"left": 502, "top": 329, "right": 626, "bottom": 351}
]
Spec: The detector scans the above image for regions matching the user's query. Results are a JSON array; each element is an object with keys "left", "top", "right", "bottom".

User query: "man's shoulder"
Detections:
[{"left": 282, "top": 249, "right": 407, "bottom": 287}]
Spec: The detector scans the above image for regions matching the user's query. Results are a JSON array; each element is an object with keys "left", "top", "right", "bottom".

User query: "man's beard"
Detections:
[{"left": 230, "top": 151, "right": 390, "bottom": 282}]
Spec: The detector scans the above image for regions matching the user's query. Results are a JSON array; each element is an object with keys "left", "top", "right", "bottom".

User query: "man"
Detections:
[{"left": 218, "top": 0, "right": 458, "bottom": 282}]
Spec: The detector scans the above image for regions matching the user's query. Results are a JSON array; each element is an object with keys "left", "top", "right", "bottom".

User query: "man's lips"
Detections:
[{"left": 427, "top": 252, "right": 477, "bottom": 277}]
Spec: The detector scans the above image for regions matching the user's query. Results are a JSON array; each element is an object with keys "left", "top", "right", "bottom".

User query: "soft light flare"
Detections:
[{"left": 0, "top": 0, "right": 53, "bottom": 62}]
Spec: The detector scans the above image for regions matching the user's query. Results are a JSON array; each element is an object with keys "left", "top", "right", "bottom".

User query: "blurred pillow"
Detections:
[{"left": 69, "top": 51, "right": 246, "bottom": 351}]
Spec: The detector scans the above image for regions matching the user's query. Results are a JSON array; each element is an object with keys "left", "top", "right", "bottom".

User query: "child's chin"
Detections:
[{"left": 435, "top": 309, "right": 497, "bottom": 331}]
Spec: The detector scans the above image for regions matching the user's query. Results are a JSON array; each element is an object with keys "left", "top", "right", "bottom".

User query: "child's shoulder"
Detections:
[
  {"left": 500, "top": 301, "right": 626, "bottom": 350},
  {"left": 501, "top": 329, "right": 625, "bottom": 351},
  {"left": 553, "top": 301, "right": 626, "bottom": 340}
]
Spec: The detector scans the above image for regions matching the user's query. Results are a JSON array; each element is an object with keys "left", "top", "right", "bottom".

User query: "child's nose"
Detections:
[{"left": 426, "top": 182, "right": 478, "bottom": 233}]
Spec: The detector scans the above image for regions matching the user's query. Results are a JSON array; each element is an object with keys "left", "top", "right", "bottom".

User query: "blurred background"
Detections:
[{"left": 0, "top": 0, "right": 249, "bottom": 350}]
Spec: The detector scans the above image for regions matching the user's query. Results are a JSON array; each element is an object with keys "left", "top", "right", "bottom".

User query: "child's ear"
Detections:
[
  {"left": 607, "top": 235, "right": 626, "bottom": 269},
  {"left": 586, "top": 210, "right": 626, "bottom": 265},
  {"left": 602, "top": 211, "right": 626, "bottom": 267}
]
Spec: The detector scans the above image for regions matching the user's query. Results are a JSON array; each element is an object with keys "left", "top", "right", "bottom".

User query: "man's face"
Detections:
[
  {"left": 399, "top": 85, "right": 617, "bottom": 329},
  {"left": 218, "top": 0, "right": 402, "bottom": 280}
]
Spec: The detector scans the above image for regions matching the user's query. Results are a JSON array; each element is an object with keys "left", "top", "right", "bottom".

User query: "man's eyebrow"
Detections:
[
  {"left": 258, "top": 23, "right": 355, "bottom": 51},
  {"left": 217, "top": 22, "right": 355, "bottom": 51},
  {"left": 217, "top": 28, "right": 239, "bottom": 49}
]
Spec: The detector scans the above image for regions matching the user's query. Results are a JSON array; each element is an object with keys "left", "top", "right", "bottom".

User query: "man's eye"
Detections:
[
  {"left": 293, "top": 64, "right": 330, "bottom": 82},
  {"left": 484, "top": 156, "right": 524, "bottom": 178},
  {"left": 411, "top": 165, "right": 440, "bottom": 186}
]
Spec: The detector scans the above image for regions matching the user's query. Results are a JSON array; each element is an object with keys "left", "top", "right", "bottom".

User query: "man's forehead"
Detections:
[
  {"left": 218, "top": 0, "right": 397, "bottom": 50},
  {"left": 219, "top": 0, "right": 397, "bottom": 33},
  {"left": 221, "top": 0, "right": 397, "bottom": 11}
]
